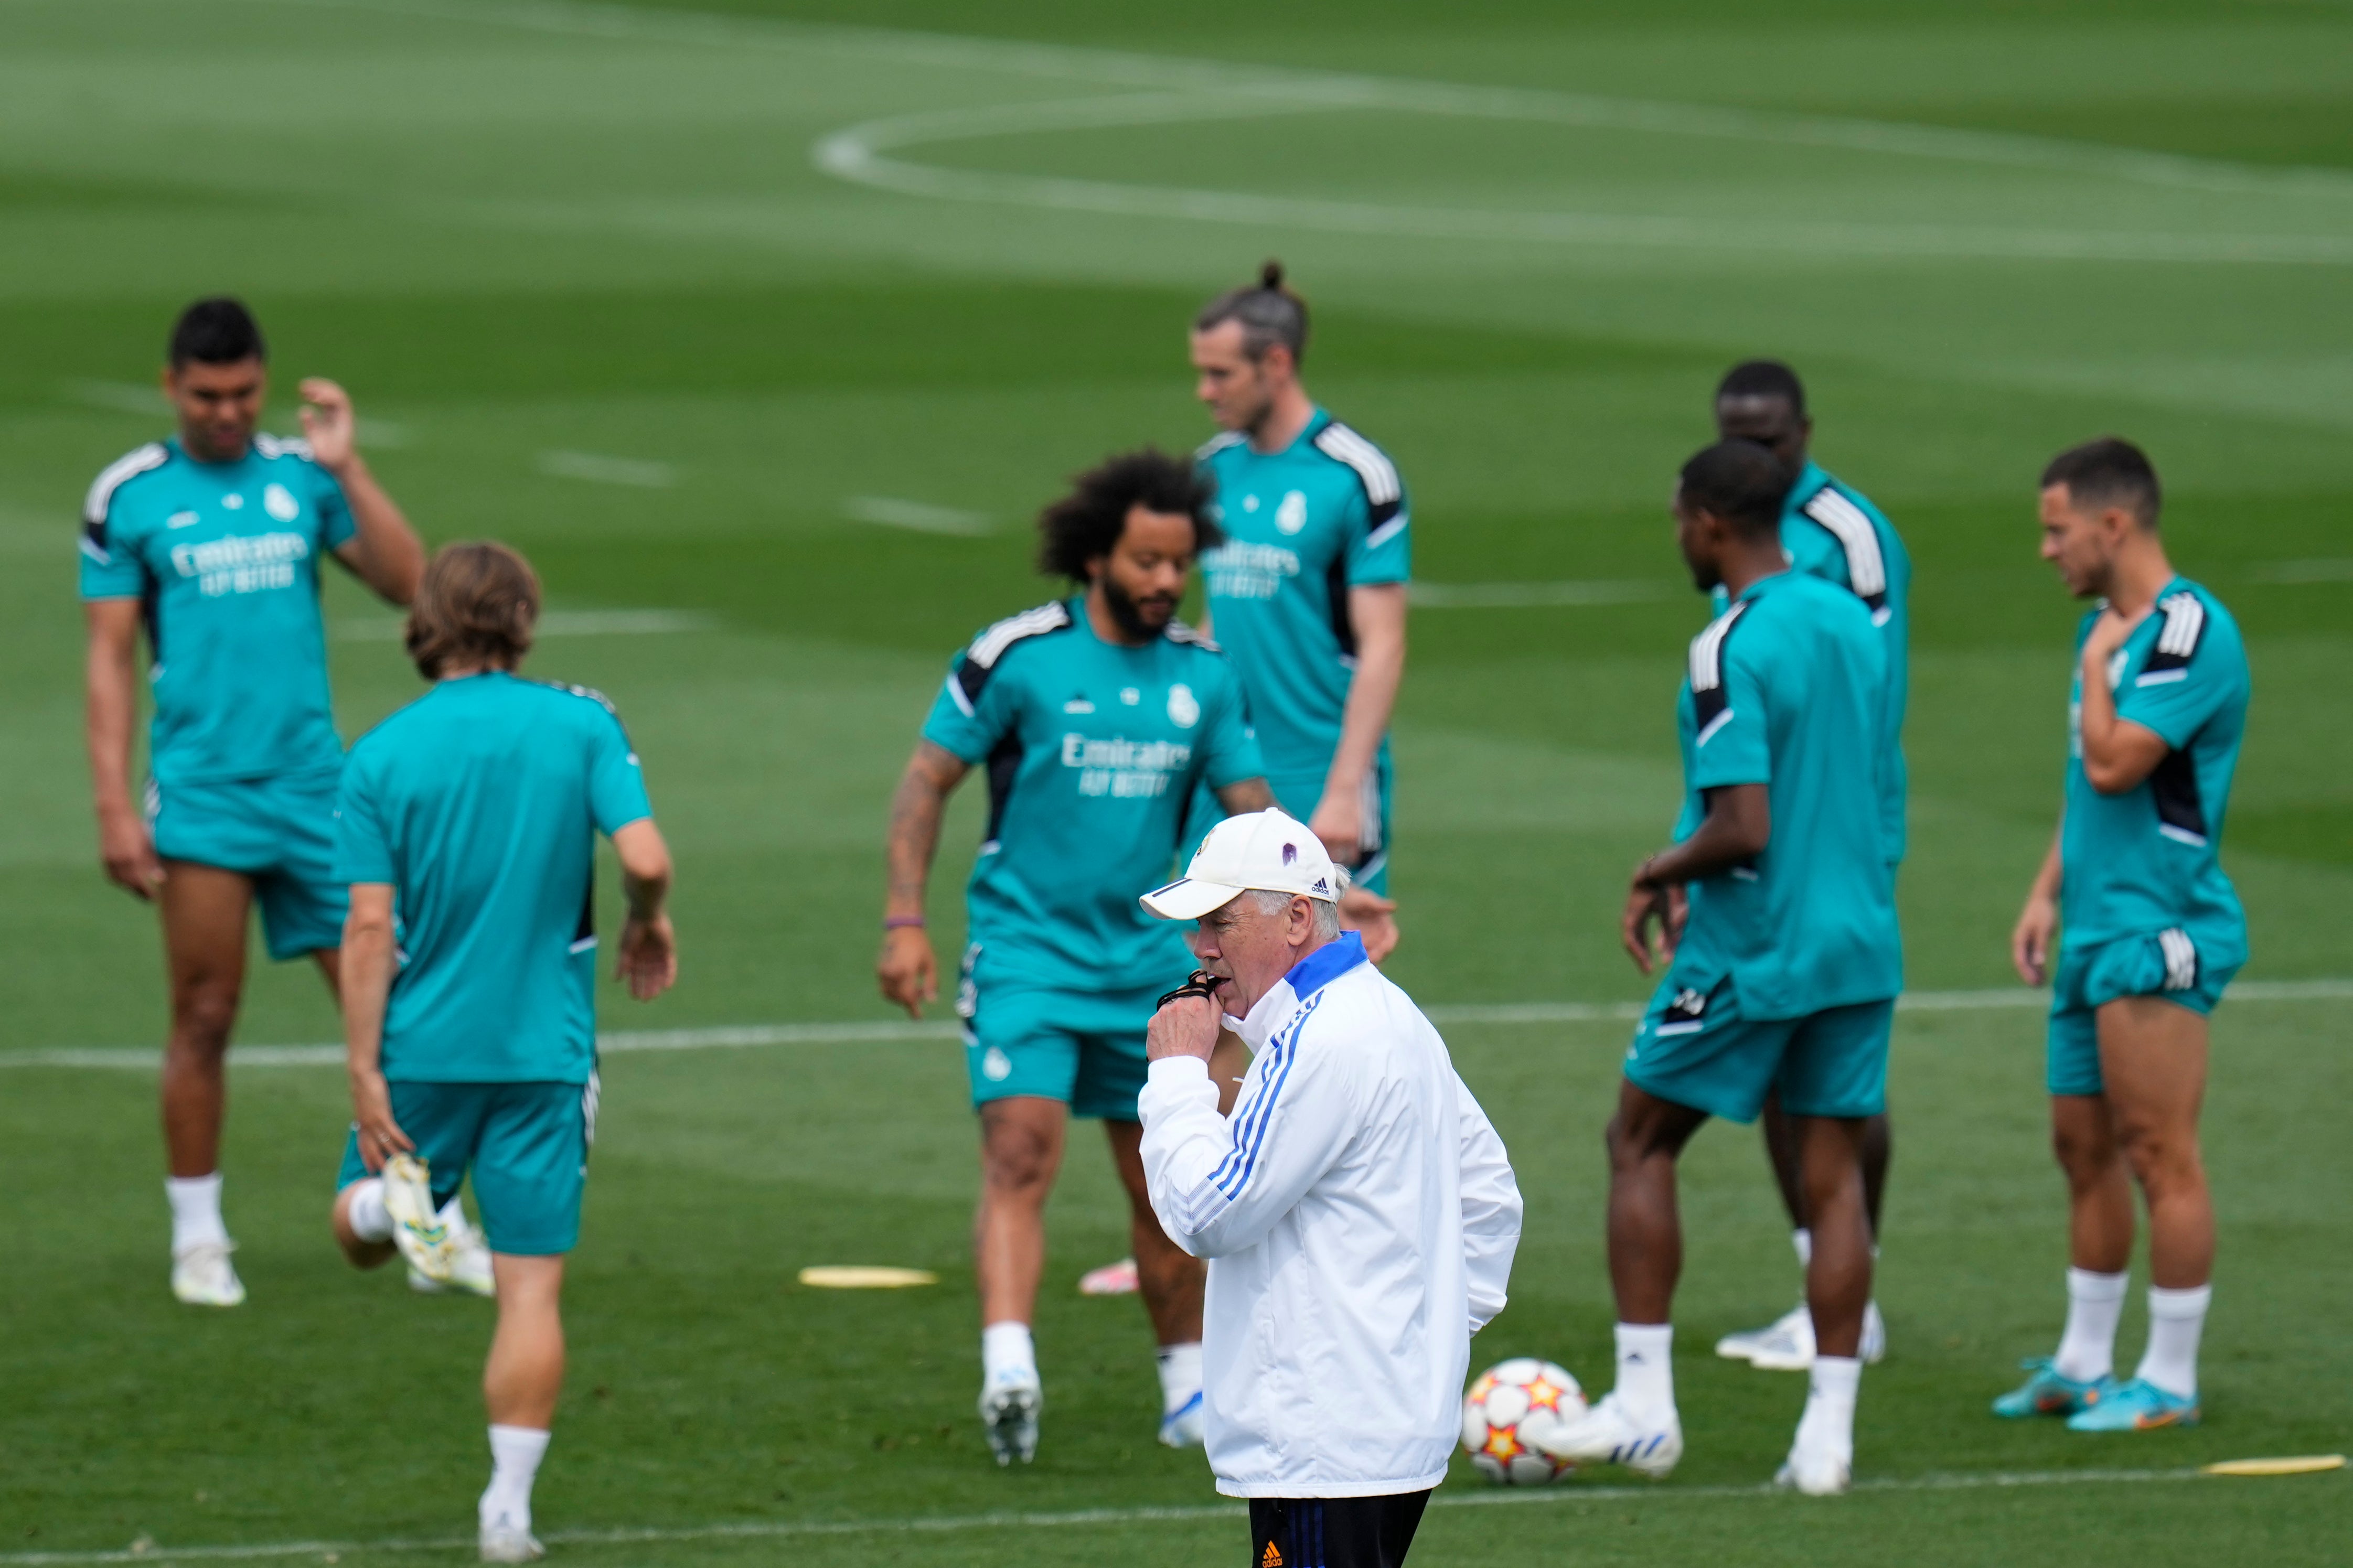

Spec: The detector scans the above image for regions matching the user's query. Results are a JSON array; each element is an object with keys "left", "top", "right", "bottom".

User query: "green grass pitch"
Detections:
[{"left": 3, "top": 0, "right": 2350, "bottom": 1562}]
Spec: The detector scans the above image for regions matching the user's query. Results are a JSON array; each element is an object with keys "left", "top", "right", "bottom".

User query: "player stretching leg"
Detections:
[
  {"left": 1996, "top": 440, "right": 2247, "bottom": 1433},
  {"left": 1534, "top": 442, "right": 1901, "bottom": 1495},
  {"left": 878, "top": 452, "right": 1272, "bottom": 1465},
  {"left": 81, "top": 297, "right": 424, "bottom": 1306},
  {"left": 1706, "top": 362, "right": 1910, "bottom": 1373},
  {"left": 1188, "top": 263, "right": 1405, "bottom": 962},
  {"left": 328, "top": 544, "right": 677, "bottom": 1561}
]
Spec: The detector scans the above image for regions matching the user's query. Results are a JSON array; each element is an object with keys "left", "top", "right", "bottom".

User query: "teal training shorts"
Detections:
[
  {"left": 150, "top": 768, "right": 347, "bottom": 960},
  {"left": 336, "top": 1078, "right": 596, "bottom": 1255},
  {"left": 2047, "top": 927, "right": 2240, "bottom": 1097},
  {"left": 957, "top": 945, "right": 1159, "bottom": 1121},
  {"left": 1625, "top": 975, "right": 1894, "bottom": 1124}
]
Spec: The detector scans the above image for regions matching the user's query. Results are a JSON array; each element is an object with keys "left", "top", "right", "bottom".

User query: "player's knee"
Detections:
[
  {"left": 2049, "top": 1119, "right": 2114, "bottom": 1180},
  {"left": 2116, "top": 1122, "right": 2202, "bottom": 1193},
  {"left": 981, "top": 1129, "right": 1058, "bottom": 1193},
  {"left": 169, "top": 985, "right": 240, "bottom": 1052}
]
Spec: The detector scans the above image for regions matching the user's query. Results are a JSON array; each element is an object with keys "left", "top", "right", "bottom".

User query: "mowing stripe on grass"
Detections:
[
  {"left": 290, "top": 0, "right": 2353, "bottom": 200},
  {"left": 0, "top": 1465, "right": 2290, "bottom": 1564},
  {"left": 6, "top": 981, "right": 2347, "bottom": 1070}
]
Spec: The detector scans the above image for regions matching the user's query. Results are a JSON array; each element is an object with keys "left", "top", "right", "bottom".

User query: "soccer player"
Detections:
[
  {"left": 1535, "top": 441, "right": 1901, "bottom": 1496},
  {"left": 1189, "top": 262, "right": 1405, "bottom": 960},
  {"left": 1708, "top": 360, "right": 1909, "bottom": 1373},
  {"left": 875, "top": 450, "right": 1272, "bottom": 1465},
  {"left": 328, "top": 542, "right": 677, "bottom": 1562},
  {"left": 81, "top": 296, "right": 425, "bottom": 1306},
  {"left": 1996, "top": 439, "right": 2247, "bottom": 1433}
]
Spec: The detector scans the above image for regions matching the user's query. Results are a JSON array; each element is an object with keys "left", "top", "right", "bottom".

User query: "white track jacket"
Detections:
[{"left": 1138, "top": 931, "right": 1522, "bottom": 1498}]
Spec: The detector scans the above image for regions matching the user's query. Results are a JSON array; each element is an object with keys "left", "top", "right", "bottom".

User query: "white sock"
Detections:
[
  {"left": 1155, "top": 1342, "right": 1203, "bottom": 1413},
  {"left": 982, "top": 1320, "right": 1036, "bottom": 1384},
  {"left": 2054, "top": 1268, "right": 2129, "bottom": 1382},
  {"left": 346, "top": 1179, "right": 393, "bottom": 1243},
  {"left": 1794, "top": 1355, "right": 1860, "bottom": 1462},
  {"left": 480, "top": 1425, "right": 550, "bottom": 1533},
  {"left": 166, "top": 1173, "right": 229, "bottom": 1254},
  {"left": 1612, "top": 1323, "right": 1675, "bottom": 1422},
  {"left": 437, "top": 1195, "right": 468, "bottom": 1236},
  {"left": 1791, "top": 1228, "right": 1813, "bottom": 1269},
  {"left": 2134, "top": 1284, "right": 2211, "bottom": 1400}
]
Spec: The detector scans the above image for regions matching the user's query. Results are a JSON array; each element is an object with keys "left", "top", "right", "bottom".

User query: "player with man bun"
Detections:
[
  {"left": 878, "top": 450, "right": 1273, "bottom": 1466},
  {"left": 1188, "top": 262, "right": 1407, "bottom": 960}
]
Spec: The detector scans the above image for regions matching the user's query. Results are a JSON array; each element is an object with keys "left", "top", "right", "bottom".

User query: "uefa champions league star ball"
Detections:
[{"left": 1461, "top": 1358, "right": 1585, "bottom": 1485}]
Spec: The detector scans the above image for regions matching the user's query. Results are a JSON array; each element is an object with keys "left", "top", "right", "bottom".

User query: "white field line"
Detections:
[
  {"left": 842, "top": 495, "right": 994, "bottom": 535},
  {"left": 287, "top": 0, "right": 2353, "bottom": 201},
  {"left": 536, "top": 450, "right": 675, "bottom": 488},
  {"left": 63, "top": 384, "right": 411, "bottom": 447},
  {"left": 268, "top": 0, "right": 2353, "bottom": 262},
  {"left": 0, "top": 1464, "right": 2283, "bottom": 1564},
  {"left": 2250, "top": 558, "right": 2353, "bottom": 584},
  {"left": 810, "top": 94, "right": 2353, "bottom": 268},
  {"left": 334, "top": 609, "right": 718, "bottom": 642},
  {"left": 8, "top": 981, "right": 2347, "bottom": 1071}
]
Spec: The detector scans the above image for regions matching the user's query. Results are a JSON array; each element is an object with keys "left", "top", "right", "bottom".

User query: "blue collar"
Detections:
[{"left": 1284, "top": 930, "right": 1366, "bottom": 1000}]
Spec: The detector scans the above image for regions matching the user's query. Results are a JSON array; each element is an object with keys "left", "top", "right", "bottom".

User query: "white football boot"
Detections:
[
  {"left": 1715, "top": 1301, "right": 1886, "bottom": 1371},
  {"left": 1158, "top": 1389, "right": 1205, "bottom": 1448},
  {"left": 979, "top": 1367, "right": 1042, "bottom": 1466},
  {"left": 1774, "top": 1438, "right": 1853, "bottom": 1496},
  {"left": 170, "top": 1240, "right": 247, "bottom": 1307},
  {"left": 380, "top": 1154, "right": 457, "bottom": 1284},
  {"left": 1527, "top": 1392, "right": 1683, "bottom": 1478},
  {"left": 411, "top": 1209, "right": 496, "bottom": 1298},
  {"left": 478, "top": 1516, "right": 544, "bottom": 1563}
]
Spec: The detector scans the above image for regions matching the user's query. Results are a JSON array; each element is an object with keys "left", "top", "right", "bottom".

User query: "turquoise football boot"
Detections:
[
  {"left": 2066, "top": 1377, "right": 2200, "bottom": 1432},
  {"left": 1991, "top": 1357, "right": 2111, "bottom": 1419}
]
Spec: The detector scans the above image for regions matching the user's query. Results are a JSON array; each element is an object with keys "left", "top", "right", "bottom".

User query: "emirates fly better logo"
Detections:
[{"left": 169, "top": 532, "right": 310, "bottom": 598}]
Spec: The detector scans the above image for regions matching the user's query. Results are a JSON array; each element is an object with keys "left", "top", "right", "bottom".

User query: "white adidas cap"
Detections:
[{"left": 1140, "top": 808, "right": 1347, "bottom": 922}]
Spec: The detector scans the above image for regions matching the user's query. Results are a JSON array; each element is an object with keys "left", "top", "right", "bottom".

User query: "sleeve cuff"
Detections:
[{"left": 1147, "top": 1055, "right": 1212, "bottom": 1086}]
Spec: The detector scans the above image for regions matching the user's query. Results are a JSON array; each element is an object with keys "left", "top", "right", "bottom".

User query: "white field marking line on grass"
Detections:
[
  {"left": 0, "top": 1465, "right": 2283, "bottom": 1565},
  {"left": 281, "top": 0, "right": 2353, "bottom": 261},
  {"left": 62, "top": 384, "right": 413, "bottom": 447},
  {"left": 10, "top": 981, "right": 2349, "bottom": 1071},
  {"left": 536, "top": 450, "right": 675, "bottom": 488},
  {"left": 2251, "top": 557, "right": 2353, "bottom": 584},
  {"left": 811, "top": 93, "right": 2353, "bottom": 268},
  {"left": 843, "top": 495, "right": 994, "bottom": 535},
  {"left": 290, "top": 0, "right": 2353, "bottom": 203},
  {"left": 333, "top": 609, "right": 718, "bottom": 641},
  {"left": 1413, "top": 580, "right": 1669, "bottom": 609}
]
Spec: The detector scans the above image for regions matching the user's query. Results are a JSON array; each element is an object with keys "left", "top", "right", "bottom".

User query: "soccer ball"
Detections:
[{"left": 1461, "top": 1357, "right": 1585, "bottom": 1485}]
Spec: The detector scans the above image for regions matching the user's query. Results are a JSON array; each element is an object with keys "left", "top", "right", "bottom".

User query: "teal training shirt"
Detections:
[
  {"left": 2060, "top": 579, "right": 2249, "bottom": 955},
  {"left": 79, "top": 436, "right": 355, "bottom": 785},
  {"left": 1712, "top": 459, "right": 1910, "bottom": 863},
  {"left": 922, "top": 597, "right": 1264, "bottom": 991},
  {"left": 1196, "top": 409, "right": 1409, "bottom": 781},
  {"left": 1672, "top": 571, "right": 1901, "bottom": 1019},
  {"left": 337, "top": 673, "right": 654, "bottom": 1084}
]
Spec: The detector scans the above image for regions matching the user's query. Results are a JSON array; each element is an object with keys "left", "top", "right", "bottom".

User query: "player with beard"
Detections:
[
  {"left": 1188, "top": 263, "right": 1405, "bottom": 960},
  {"left": 878, "top": 450, "right": 1272, "bottom": 1466}
]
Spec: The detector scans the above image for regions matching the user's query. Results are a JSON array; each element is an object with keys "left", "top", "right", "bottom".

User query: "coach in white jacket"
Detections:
[{"left": 1137, "top": 809, "right": 1522, "bottom": 1568}]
